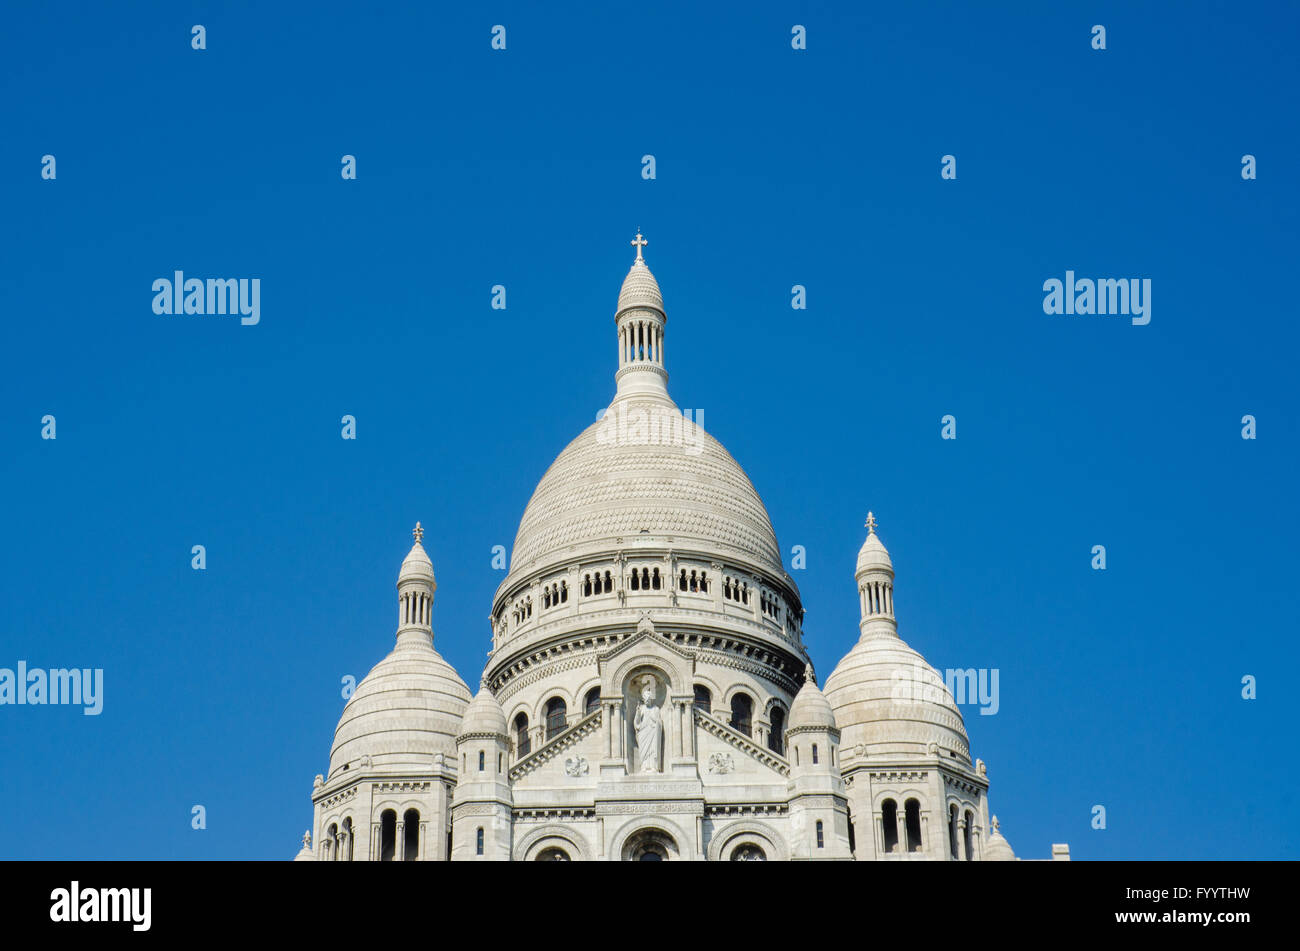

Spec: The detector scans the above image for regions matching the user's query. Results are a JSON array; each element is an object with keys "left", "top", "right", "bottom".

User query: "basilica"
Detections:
[{"left": 294, "top": 235, "right": 1068, "bottom": 862}]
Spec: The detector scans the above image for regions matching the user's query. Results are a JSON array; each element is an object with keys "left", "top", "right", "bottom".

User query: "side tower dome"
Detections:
[
  {"left": 824, "top": 515, "right": 970, "bottom": 762},
  {"left": 328, "top": 524, "right": 472, "bottom": 778}
]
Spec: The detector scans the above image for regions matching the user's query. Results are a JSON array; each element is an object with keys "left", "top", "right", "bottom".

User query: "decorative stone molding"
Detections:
[
  {"left": 695, "top": 709, "right": 790, "bottom": 776},
  {"left": 564, "top": 755, "right": 589, "bottom": 777},
  {"left": 706, "top": 818, "right": 790, "bottom": 862},
  {"left": 704, "top": 803, "right": 787, "bottom": 818},
  {"left": 707, "top": 752, "right": 735, "bottom": 774},
  {"left": 318, "top": 786, "right": 357, "bottom": 809},
  {"left": 598, "top": 800, "right": 702, "bottom": 816},
  {"left": 509, "top": 708, "right": 602, "bottom": 781},
  {"left": 515, "top": 824, "right": 592, "bottom": 861},
  {"left": 514, "top": 808, "right": 596, "bottom": 822}
]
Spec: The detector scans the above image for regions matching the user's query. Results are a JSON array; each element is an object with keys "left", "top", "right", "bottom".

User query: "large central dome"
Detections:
[
  {"left": 508, "top": 241, "right": 784, "bottom": 579},
  {"left": 509, "top": 395, "right": 783, "bottom": 574}
]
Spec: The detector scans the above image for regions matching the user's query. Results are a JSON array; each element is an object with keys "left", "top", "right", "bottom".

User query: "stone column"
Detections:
[
  {"left": 394, "top": 819, "right": 405, "bottom": 861},
  {"left": 957, "top": 818, "right": 968, "bottom": 861},
  {"left": 893, "top": 810, "right": 904, "bottom": 855}
]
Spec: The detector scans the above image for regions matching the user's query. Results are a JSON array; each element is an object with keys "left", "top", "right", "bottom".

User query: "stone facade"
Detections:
[{"left": 296, "top": 236, "right": 1068, "bottom": 862}]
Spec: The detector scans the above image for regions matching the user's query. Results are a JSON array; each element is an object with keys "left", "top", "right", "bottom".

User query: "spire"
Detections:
[
  {"left": 614, "top": 231, "right": 669, "bottom": 401},
  {"left": 397, "top": 523, "right": 436, "bottom": 646},
  {"left": 855, "top": 513, "right": 896, "bottom": 637}
]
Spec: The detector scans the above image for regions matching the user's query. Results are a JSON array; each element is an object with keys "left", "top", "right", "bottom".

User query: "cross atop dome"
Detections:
[
  {"left": 631, "top": 230, "right": 647, "bottom": 262},
  {"left": 865, "top": 512, "right": 878, "bottom": 534},
  {"left": 413, "top": 521, "right": 424, "bottom": 544}
]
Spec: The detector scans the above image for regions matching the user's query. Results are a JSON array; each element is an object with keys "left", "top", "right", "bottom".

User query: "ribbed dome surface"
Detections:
[
  {"left": 460, "top": 682, "right": 508, "bottom": 736},
  {"left": 508, "top": 395, "right": 783, "bottom": 574},
  {"left": 617, "top": 261, "right": 664, "bottom": 313},
  {"left": 400, "top": 540, "right": 435, "bottom": 583},
  {"left": 329, "top": 635, "right": 471, "bottom": 776},
  {"left": 823, "top": 633, "right": 970, "bottom": 762},
  {"left": 985, "top": 826, "right": 1017, "bottom": 861},
  {"left": 788, "top": 677, "right": 837, "bottom": 731},
  {"left": 856, "top": 532, "right": 892, "bottom": 575}
]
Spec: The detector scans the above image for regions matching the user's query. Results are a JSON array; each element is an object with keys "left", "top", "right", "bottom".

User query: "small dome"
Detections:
[
  {"left": 617, "top": 260, "right": 664, "bottom": 314},
  {"left": 788, "top": 668, "right": 837, "bottom": 732},
  {"left": 824, "top": 632, "right": 970, "bottom": 762},
  {"left": 328, "top": 634, "right": 470, "bottom": 777},
  {"left": 856, "top": 529, "right": 892, "bottom": 576},
  {"left": 399, "top": 537, "right": 435, "bottom": 585},
  {"left": 985, "top": 816, "right": 1017, "bottom": 861},
  {"left": 460, "top": 680, "right": 508, "bottom": 737}
]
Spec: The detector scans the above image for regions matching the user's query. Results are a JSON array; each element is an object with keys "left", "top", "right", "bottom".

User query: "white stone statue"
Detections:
[{"left": 633, "top": 675, "right": 662, "bottom": 773}]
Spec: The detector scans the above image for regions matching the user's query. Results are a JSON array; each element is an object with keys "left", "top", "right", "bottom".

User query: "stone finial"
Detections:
[
  {"left": 804, "top": 662, "right": 816, "bottom": 686},
  {"left": 631, "top": 230, "right": 647, "bottom": 262},
  {"left": 865, "top": 511, "right": 878, "bottom": 534},
  {"left": 302, "top": 830, "right": 312, "bottom": 849},
  {"left": 413, "top": 521, "right": 424, "bottom": 544},
  {"left": 976, "top": 758, "right": 987, "bottom": 776},
  {"left": 313, "top": 774, "right": 324, "bottom": 788},
  {"left": 991, "top": 815, "right": 1001, "bottom": 833}
]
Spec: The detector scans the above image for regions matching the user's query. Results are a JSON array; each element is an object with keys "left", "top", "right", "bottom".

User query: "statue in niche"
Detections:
[{"left": 633, "top": 674, "right": 663, "bottom": 773}]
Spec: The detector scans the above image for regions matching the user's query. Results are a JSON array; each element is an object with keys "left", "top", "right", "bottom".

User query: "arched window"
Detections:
[
  {"left": 583, "top": 574, "right": 592, "bottom": 597},
  {"left": 678, "top": 569, "right": 687, "bottom": 591},
  {"left": 905, "top": 799, "right": 923, "bottom": 853},
  {"left": 379, "top": 809, "right": 397, "bottom": 862},
  {"left": 403, "top": 808, "right": 420, "bottom": 861},
  {"left": 881, "top": 799, "right": 899, "bottom": 854},
  {"left": 545, "top": 696, "right": 567, "bottom": 740},
  {"left": 847, "top": 805, "right": 856, "bottom": 854},
  {"left": 560, "top": 581, "right": 568, "bottom": 602},
  {"left": 325, "top": 822, "right": 338, "bottom": 861},
  {"left": 340, "top": 817, "right": 353, "bottom": 861},
  {"left": 651, "top": 568, "right": 661, "bottom": 590},
  {"left": 476, "top": 826, "right": 484, "bottom": 856},
  {"left": 630, "top": 570, "right": 640, "bottom": 591},
  {"left": 811, "top": 742, "right": 819, "bottom": 764},
  {"left": 641, "top": 568, "right": 650, "bottom": 589},
  {"left": 536, "top": 848, "right": 570, "bottom": 861},
  {"left": 693, "top": 684, "right": 712, "bottom": 715},
  {"left": 478, "top": 750, "right": 485, "bottom": 771},
  {"left": 543, "top": 588, "right": 551, "bottom": 608},
  {"left": 964, "top": 809, "right": 975, "bottom": 861},
  {"left": 514, "top": 712, "right": 531, "bottom": 757},
  {"left": 584, "top": 687, "right": 601, "bottom": 716},
  {"left": 816, "top": 820, "right": 824, "bottom": 849},
  {"left": 730, "top": 693, "right": 753, "bottom": 737},
  {"left": 603, "top": 571, "right": 613, "bottom": 593},
  {"left": 949, "top": 805, "right": 960, "bottom": 860},
  {"left": 699, "top": 571, "right": 709, "bottom": 593},
  {"left": 768, "top": 707, "right": 785, "bottom": 754}
]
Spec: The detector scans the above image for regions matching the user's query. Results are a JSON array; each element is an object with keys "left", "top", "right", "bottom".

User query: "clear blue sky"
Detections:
[{"left": 1, "top": 1, "right": 1296, "bottom": 860}]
